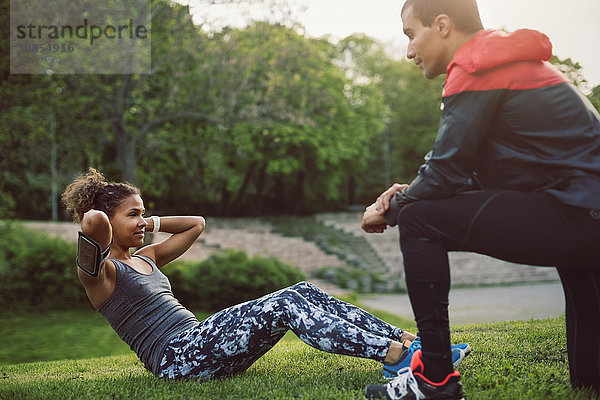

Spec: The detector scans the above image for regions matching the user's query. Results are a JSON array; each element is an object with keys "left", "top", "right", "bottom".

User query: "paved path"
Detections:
[{"left": 357, "top": 282, "right": 565, "bottom": 325}]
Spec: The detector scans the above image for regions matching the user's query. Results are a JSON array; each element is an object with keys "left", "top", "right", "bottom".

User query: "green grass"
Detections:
[
  {"left": 1, "top": 310, "right": 598, "bottom": 399},
  {"left": 0, "top": 310, "right": 131, "bottom": 364}
]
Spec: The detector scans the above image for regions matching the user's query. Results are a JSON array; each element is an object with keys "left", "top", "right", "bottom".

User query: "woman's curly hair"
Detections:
[{"left": 62, "top": 168, "right": 140, "bottom": 222}]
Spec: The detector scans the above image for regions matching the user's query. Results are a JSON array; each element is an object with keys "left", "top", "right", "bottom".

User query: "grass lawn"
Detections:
[{"left": 1, "top": 309, "right": 598, "bottom": 399}]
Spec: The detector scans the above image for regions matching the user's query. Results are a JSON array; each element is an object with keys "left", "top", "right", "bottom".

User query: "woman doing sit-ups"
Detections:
[{"left": 62, "top": 168, "right": 469, "bottom": 380}]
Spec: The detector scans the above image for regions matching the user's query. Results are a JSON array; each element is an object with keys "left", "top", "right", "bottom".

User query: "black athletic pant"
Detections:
[{"left": 393, "top": 190, "right": 600, "bottom": 387}]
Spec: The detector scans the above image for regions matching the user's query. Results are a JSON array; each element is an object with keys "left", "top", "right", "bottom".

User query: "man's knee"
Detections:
[
  {"left": 397, "top": 201, "right": 430, "bottom": 237},
  {"left": 397, "top": 200, "right": 462, "bottom": 251}
]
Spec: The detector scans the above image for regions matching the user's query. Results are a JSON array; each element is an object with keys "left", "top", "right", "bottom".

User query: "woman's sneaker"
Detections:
[
  {"left": 450, "top": 343, "right": 471, "bottom": 369},
  {"left": 367, "top": 350, "right": 465, "bottom": 400},
  {"left": 383, "top": 338, "right": 471, "bottom": 378}
]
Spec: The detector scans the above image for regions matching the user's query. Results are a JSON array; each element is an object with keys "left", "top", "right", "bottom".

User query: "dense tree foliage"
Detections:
[
  {"left": 336, "top": 34, "right": 445, "bottom": 203},
  {"left": 1, "top": 0, "right": 598, "bottom": 219}
]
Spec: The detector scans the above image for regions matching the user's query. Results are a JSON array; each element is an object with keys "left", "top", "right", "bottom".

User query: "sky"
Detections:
[{"left": 183, "top": 0, "right": 600, "bottom": 88}]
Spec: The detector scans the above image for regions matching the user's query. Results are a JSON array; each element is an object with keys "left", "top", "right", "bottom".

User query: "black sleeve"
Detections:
[{"left": 386, "top": 89, "right": 503, "bottom": 226}]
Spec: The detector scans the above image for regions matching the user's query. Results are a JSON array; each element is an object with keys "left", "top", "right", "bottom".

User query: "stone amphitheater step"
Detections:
[
  {"left": 267, "top": 215, "right": 397, "bottom": 292},
  {"left": 194, "top": 217, "right": 346, "bottom": 276}
]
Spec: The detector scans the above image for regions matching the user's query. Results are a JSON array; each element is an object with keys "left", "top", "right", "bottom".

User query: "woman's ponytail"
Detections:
[{"left": 62, "top": 168, "right": 109, "bottom": 222}]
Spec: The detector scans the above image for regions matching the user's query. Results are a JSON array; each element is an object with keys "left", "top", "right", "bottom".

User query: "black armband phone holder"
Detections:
[{"left": 76, "top": 231, "right": 111, "bottom": 277}]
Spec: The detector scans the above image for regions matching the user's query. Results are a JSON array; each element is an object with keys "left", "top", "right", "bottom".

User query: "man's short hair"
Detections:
[{"left": 402, "top": 0, "right": 484, "bottom": 34}]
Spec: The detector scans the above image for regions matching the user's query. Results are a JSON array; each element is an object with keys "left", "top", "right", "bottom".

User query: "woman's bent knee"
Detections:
[{"left": 289, "top": 281, "right": 312, "bottom": 291}]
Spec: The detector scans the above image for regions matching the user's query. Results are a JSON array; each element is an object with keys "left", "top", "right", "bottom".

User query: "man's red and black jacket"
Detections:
[{"left": 386, "top": 29, "right": 600, "bottom": 225}]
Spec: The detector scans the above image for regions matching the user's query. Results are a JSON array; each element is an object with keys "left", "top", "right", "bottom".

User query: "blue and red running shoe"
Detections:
[{"left": 368, "top": 349, "right": 465, "bottom": 400}]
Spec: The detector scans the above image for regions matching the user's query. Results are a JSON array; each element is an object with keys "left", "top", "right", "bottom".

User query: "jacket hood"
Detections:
[{"left": 449, "top": 29, "right": 553, "bottom": 74}]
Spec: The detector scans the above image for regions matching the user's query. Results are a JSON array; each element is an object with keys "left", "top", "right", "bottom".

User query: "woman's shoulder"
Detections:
[{"left": 133, "top": 254, "right": 158, "bottom": 269}]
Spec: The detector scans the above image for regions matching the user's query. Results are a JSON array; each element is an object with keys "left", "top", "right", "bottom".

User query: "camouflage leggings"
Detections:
[{"left": 158, "top": 281, "right": 405, "bottom": 379}]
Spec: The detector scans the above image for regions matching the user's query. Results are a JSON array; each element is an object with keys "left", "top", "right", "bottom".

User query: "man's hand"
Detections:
[
  {"left": 375, "top": 183, "right": 409, "bottom": 213},
  {"left": 361, "top": 203, "right": 388, "bottom": 233},
  {"left": 361, "top": 183, "right": 409, "bottom": 233}
]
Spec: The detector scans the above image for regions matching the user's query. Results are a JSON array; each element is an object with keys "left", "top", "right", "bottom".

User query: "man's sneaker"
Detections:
[
  {"left": 367, "top": 350, "right": 465, "bottom": 400},
  {"left": 383, "top": 338, "right": 471, "bottom": 378}
]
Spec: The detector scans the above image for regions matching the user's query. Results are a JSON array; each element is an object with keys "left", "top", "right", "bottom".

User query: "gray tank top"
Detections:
[{"left": 97, "top": 255, "right": 199, "bottom": 374}]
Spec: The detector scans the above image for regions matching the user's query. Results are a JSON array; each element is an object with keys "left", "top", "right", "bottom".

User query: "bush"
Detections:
[
  {"left": 313, "top": 265, "right": 389, "bottom": 293},
  {"left": 163, "top": 250, "right": 305, "bottom": 311},
  {"left": 0, "top": 222, "right": 87, "bottom": 310}
]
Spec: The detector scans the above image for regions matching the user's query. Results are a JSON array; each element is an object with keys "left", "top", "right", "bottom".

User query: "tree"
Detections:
[
  {"left": 58, "top": 0, "right": 219, "bottom": 185},
  {"left": 550, "top": 56, "right": 590, "bottom": 95},
  {"left": 336, "top": 34, "right": 444, "bottom": 203},
  {"left": 139, "top": 23, "right": 386, "bottom": 215},
  {"left": 6, "top": 0, "right": 595, "bottom": 219},
  {"left": 0, "top": 0, "right": 110, "bottom": 219},
  {"left": 0, "top": 0, "right": 248, "bottom": 218},
  {"left": 589, "top": 85, "right": 600, "bottom": 112}
]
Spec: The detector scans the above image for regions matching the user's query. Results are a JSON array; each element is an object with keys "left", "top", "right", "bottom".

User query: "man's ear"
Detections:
[{"left": 434, "top": 14, "right": 451, "bottom": 37}]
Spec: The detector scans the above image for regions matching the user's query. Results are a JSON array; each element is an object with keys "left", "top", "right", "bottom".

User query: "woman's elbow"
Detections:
[
  {"left": 81, "top": 210, "right": 111, "bottom": 248},
  {"left": 81, "top": 210, "right": 110, "bottom": 232},
  {"left": 194, "top": 216, "right": 206, "bottom": 236}
]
